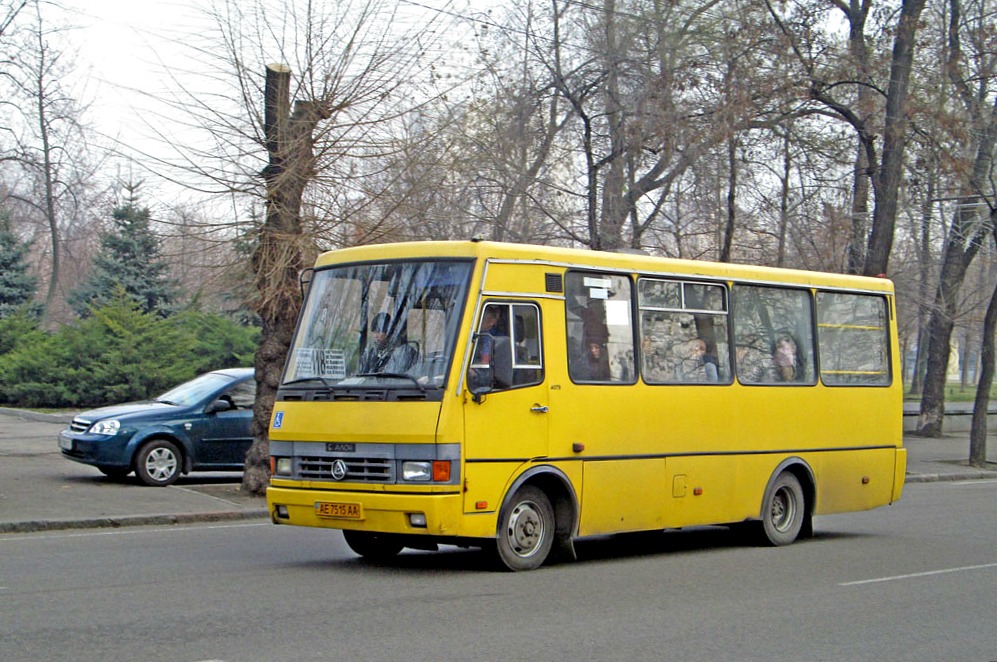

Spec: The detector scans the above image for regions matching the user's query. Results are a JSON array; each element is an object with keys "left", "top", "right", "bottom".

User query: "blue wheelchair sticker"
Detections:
[{"left": 273, "top": 411, "right": 284, "bottom": 429}]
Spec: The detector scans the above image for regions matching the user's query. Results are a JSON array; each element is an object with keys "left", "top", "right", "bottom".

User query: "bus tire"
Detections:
[
  {"left": 135, "top": 439, "right": 182, "bottom": 487},
  {"left": 495, "top": 485, "right": 555, "bottom": 571},
  {"left": 759, "top": 472, "right": 805, "bottom": 546},
  {"left": 342, "top": 530, "right": 404, "bottom": 560}
]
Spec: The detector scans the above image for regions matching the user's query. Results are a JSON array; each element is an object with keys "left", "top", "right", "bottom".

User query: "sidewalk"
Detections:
[
  {"left": 0, "top": 408, "right": 995, "bottom": 535},
  {"left": 0, "top": 409, "right": 267, "bottom": 534}
]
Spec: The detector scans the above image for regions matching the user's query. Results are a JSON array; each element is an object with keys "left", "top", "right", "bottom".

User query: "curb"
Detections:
[
  {"left": 0, "top": 407, "right": 77, "bottom": 424},
  {"left": 905, "top": 471, "right": 997, "bottom": 483},
  {"left": 0, "top": 508, "right": 269, "bottom": 535}
]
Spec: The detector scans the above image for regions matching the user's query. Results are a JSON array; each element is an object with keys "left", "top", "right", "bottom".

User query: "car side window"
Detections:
[{"left": 227, "top": 380, "right": 256, "bottom": 408}]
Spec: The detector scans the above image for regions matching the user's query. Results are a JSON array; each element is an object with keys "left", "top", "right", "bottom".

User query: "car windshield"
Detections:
[
  {"left": 157, "top": 373, "right": 234, "bottom": 407},
  {"left": 284, "top": 259, "right": 473, "bottom": 389}
]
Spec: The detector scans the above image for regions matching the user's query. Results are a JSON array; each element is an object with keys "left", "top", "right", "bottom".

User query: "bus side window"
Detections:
[
  {"left": 512, "top": 304, "right": 543, "bottom": 386},
  {"left": 565, "top": 272, "right": 635, "bottom": 384},
  {"left": 470, "top": 302, "right": 544, "bottom": 391},
  {"left": 638, "top": 279, "right": 730, "bottom": 384},
  {"left": 732, "top": 285, "right": 815, "bottom": 385},
  {"left": 816, "top": 292, "right": 890, "bottom": 386}
]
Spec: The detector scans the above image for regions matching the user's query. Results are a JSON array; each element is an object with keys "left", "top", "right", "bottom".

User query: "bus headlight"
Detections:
[
  {"left": 402, "top": 460, "right": 451, "bottom": 482},
  {"left": 402, "top": 461, "right": 432, "bottom": 481},
  {"left": 274, "top": 457, "right": 293, "bottom": 476}
]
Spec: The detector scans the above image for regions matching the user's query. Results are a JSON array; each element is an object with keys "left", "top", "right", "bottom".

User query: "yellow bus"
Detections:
[{"left": 266, "top": 240, "right": 905, "bottom": 570}]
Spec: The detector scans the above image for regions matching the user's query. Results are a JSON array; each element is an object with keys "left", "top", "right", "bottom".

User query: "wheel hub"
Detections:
[{"left": 508, "top": 502, "right": 543, "bottom": 557}]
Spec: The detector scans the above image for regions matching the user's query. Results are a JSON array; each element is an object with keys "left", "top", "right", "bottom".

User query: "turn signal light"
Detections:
[{"left": 433, "top": 461, "right": 451, "bottom": 482}]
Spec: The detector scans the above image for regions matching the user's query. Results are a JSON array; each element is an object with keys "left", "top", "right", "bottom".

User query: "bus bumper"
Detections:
[
  {"left": 266, "top": 485, "right": 491, "bottom": 538},
  {"left": 893, "top": 447, "right": 907, "bottom": 502}
]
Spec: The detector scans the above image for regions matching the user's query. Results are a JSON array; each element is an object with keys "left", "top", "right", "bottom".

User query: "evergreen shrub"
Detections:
[{"left": 0, "top": 297, "right": 259, "bottom": 409}]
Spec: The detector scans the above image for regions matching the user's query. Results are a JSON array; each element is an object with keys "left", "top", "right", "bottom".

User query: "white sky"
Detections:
[
  {"left": 53, "top": 0, "right": 479, "bottom": 208},
  {"left": 63, "top": 0, "right": 202, "bottom": 134}
]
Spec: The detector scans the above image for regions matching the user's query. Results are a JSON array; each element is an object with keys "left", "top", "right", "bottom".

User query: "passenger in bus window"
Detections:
[
  {"left": 359, "top": 313, "right": 417, "bottom": 374},
  {"left": 360, "top": 313, "right": 396, "bottom": 373},
  {"left": 773, "top": 334, "right": 798, "bottom": 381},
  {"left": 736, "top": 342, "right": 768, "bottom": 383},
  {"left": 680, "top": 338, "right": 719, "bottom": 382},
  {"left": 476, "top": 306, "right": 504, "bottom": 364},
  {"left": 577, "top": 340, "right": 611, "bottom": 381}
]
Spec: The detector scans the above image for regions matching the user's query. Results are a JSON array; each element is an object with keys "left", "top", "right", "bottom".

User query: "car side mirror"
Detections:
[{"left": 205, "top": 399, "right": 233, "bottom": 414}]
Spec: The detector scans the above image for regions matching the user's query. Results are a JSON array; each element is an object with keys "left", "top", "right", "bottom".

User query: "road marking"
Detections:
[
  {"left": 0, "top": 522, "right": 269, "bottom": 543},
  {"left": 840, "top": 561, "right": 997, "bottom": 586}
]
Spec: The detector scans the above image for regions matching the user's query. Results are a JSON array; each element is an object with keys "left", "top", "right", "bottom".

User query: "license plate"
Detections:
[
  {"left": 59, "top": 434, "right": 73, "bottom": 451},
  {"left": 315, "top": 501, "right": 363, "bottom": 520}
]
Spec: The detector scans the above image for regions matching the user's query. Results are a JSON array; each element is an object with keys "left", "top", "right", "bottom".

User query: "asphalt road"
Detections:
[{"left": 2, "top": 479, "right": 996, "bottom": 662}]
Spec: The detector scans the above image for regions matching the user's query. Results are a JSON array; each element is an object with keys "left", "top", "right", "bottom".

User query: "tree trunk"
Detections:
[
  {"left": 917, "top": 205, "right": 985, "bottom": 436},
  {"left": 596, "top": 0, "right": 626, "bottom": 251},
  {"left": 863, "top": 0, "right": 926, "bottom": 277},
  {"left": 720, "top": 135, "right": 736, "bottom": 263},
  {"left": 917, "top": 92, "right": 997, "bottom": 435},
  {"left": 909, "top": 168, "right": 937, "bottom": 395},
  {"left": 846, "top": 141, "right": 869, "bottom": 274},
  {"left": 243, "top": 64, "right": 329, "bottom": 495},
  {"left": 33, "top": 4, "right": 60, "bottom": 328},
  {"left": 776, "top": 128, "right": 791, "bottom": 268},
  {"left": 969, "top": 264, "right": 996, "bottom": 467}
]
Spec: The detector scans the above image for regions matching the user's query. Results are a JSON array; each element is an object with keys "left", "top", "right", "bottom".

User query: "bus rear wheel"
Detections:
[
  {"left": 342, "top": 530, "right": 404, "bottom": 560},
  {"left": 495, "top": 485, "right": 555, "bottom": 571},
  {"left": 759, "top": 472, "right": 806, "bottom": 546}
]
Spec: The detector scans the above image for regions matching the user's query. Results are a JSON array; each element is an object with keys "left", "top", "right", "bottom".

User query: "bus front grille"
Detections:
[{"left": 297, "top": 456, "right": 393, "bottom": 482}]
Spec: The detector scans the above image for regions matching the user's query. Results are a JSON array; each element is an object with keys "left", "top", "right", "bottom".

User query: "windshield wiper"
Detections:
[
  {"left": 157, "top": 399, "right": 180, "bottom": 406},
  {"left": 356, "top": 372, "right": 426, "bottom": 393},
  {"left": 282, "top": 376, "right": 337, "bottom": 388}
]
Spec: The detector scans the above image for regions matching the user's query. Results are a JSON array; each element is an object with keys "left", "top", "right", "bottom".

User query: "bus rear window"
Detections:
[{"left": 816, "top": 292, "right": 891, "bottom": 386}]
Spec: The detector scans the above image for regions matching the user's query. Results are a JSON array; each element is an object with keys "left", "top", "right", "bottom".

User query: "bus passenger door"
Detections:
[{"left": 462, "top": 301, "right": 549, "bottom": 514}]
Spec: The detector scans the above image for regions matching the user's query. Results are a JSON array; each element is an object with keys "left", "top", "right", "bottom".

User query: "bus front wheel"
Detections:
[
  {"left": 759, "top": 472, "right": 806, "bottom": 546},
  {"left": 342, "top": 530, "right": 404, "bottom": 560},
  {"left": 495, "top": 485, "right": 555, "bottom": 571}
]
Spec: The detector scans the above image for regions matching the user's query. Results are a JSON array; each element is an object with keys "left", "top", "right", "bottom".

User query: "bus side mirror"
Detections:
[{"left": 467, "top": 335, "right": 513, "bottom": 401}]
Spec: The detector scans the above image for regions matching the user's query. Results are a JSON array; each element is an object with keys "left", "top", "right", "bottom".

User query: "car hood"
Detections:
[{"left": 75, "top": 401, "right": 187, "bottom": 423}]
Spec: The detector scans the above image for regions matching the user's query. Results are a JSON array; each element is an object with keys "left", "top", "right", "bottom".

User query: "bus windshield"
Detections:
[{"left": 283, "top": 259, "right": 473, "bottom": 389}]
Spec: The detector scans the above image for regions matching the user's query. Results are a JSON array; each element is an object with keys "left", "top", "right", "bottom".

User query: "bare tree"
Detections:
[
  {"left": 1, "top": 0, "right": 101, "bottom": 326},
  {"left": 970, "top": 224, "right": 997, "bottom": 465},
  {"left": 766, "top": 0, "right": 927, "bottom": 277},
  {"left": 141, "top": 0, "right": 450, "bottom": 494},
  {"left": 545, "top": 0, "right": 787, "bottom": 251},
  {"left": 862, "top": 0, "right": 927, "bottom": 276},
  {"left": 917, "top": 0, "right": 997, "bottom": 436}
]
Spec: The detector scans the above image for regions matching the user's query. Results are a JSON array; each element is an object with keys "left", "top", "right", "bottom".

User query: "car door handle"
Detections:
[{"left": 530, "top": 405, "right": 549, "bottom": 414}]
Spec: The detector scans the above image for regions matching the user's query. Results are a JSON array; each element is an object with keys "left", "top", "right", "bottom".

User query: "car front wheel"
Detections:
[{"left": 135, "top": 440, "right": 182, "bottom": 487}]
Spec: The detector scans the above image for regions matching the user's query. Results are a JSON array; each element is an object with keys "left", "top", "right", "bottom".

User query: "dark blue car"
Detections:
[{"left": 58, "top": 368, "right": 256, "bottom": 486}]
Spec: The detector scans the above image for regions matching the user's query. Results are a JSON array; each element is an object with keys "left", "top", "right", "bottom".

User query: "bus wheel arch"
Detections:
[
  {"left": 495, "top": 467, "right": 578, "bottom": 570},
  {"left": 757, "top": 459, "right": 815, "bottom": 545}
]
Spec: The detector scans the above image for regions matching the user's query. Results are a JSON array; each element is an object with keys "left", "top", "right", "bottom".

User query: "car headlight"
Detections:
[{"left": 89, "top": 419, "right": 120, "bottom": 436}]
